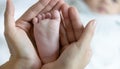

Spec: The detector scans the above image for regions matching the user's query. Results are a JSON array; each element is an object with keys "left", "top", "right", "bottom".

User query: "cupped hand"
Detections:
[
  {"left": 41, "top": 4, "right": 96, "bottom": 69},
  {"left": 1, "top": 0, "right": 95, "bottom": 69},
  {"left": 1, "top": 0, "right": 64, "bottom": 69},
  {"left": 16, "top": 0, "right": 65, "bottom": 47},
  {"left": 2, "top": 0, "right": 41, "bottom": 69}
]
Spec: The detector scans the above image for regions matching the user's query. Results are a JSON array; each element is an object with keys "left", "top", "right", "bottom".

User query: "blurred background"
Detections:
[{"left": 0, "top": 0, "right": 120, "bottom": 69}]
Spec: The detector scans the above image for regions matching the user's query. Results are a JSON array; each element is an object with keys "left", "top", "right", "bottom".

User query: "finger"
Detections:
[
  {"left": 77, "top": 20, "right": 96, "bottom": 49},
  {"left": 4, "top": 0, "right": 15, "bottom": 31},
  {"left": 51, "top": 0, "right": 65, "bottom": 11},
  {"left": 60, "top": 23, "right": 69, "bottom": 52},
  {"left": 60, "top": 11, "right": 69, "bottom": 53},
  {"left": 61, "top": 4, "right": 76, "bottom": 43},
  {"left": 79, "top": 46, "right": 92, "bottom": 69},
  {"left": 4, "top": 0, "right": 20, "bottom": 58},
  {"left": 69, "top": 7, "right": 84, "bottom": 40},
  {"left": 17, "top": 0, "right": 51, "bottom": 22},
  {"left": 85, "top": 46, "right": 92, "bottom": 65},
  {"left": 16, "top": 0, "right": 51, "bottom": 32},
  {"left": 4, "top": 0, "right": 19, "bottom": 57},
  {"left": 40, "top": 0, "right": 59, "bottom": 13},
  {"left": 60, "top": 21, "right": 69, "bottom": 47},
  {"left": 83, "top": 46, "right": 92, "bottom": 67}
]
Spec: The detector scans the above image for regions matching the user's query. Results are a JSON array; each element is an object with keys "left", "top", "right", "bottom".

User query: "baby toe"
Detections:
[
  {"left": 37, "top": 14, "right": 42, "bottom": 20},
  {"left": 51, "top": 10, "right": 60, "bottom": 21},
  {"left": 41, "top": 14, "right": 46, "bottom": 20},
  {"left": 33, "top": 17, "right": 38, "bottom": 25},
  {"left": 45, "top": 12, "right": 52, "bottom": 19}
]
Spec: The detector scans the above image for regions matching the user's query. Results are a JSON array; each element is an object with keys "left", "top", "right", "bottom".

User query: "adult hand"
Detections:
[
  {"left": 16, "top": 0, "right": 65, "bottom": 46},
  {"left": 0, "top": 0, "right": 64, "bottom": 69},
  {"left": 41, "top": 4, "right": 96, "bottom": 69}
]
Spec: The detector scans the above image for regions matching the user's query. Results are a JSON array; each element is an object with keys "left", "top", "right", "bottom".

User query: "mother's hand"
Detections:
[
  {"left": 41, "top": 4, "right": 96, "bottom": 69},
  {"left": 16, "top": 0, "right": 65, "bottom": 46},
  {"left": 0, "top": 0, "right": 64, "bottom": 69}
]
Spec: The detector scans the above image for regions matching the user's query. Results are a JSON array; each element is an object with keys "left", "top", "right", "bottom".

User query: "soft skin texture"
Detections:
[
  {"left": 1, "top": 0, "right": 95, "bottom": 69},
  {"left": 84, "top": 0, "right": 120, "bottom": 14},
  {"left": 41, "top": 4, "right": 96, "bottom": 69},
  {"left": 33, "top": 10, "right": 60, "bottom": 64},
  {"left": 16, "top": 0, "right": 65, "bottom": 48},
  {"left": 1, "top": 0, "right": 64, "bottom": 69}
]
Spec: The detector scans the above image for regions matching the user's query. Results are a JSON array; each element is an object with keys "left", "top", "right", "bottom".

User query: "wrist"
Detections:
[
  {"left": 16, "top": 57, "right": 42, "bottom": 69},
  {"left": 0, "top": 57, "right": 41, "bottom": 69}
]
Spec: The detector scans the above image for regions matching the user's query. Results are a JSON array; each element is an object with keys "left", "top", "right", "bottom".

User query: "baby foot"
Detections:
[{"left": 33, "top": 10, "right": 60, "bottom": 64}]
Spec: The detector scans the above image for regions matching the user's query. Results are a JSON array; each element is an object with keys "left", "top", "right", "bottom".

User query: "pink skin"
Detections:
[
  {"left": 84, "top": 0, "right": 120, "bottom": 14},
  {"left": 33, "top": 10, "right": 60, "bottom": 64}
]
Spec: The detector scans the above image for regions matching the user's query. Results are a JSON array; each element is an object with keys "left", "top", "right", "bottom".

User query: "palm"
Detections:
[
  {"left": 41, "top": 4, "right": 95, "bottom": 69},
  {"left": 4, "top": 0, "right": 95, "bottom": 69},
  {"left": 4, "top": 0, "right": 64, "bottom": 68},
  {"left": 5, "top": 20, "right": 42, "bottom": 68},
  {"left": 15, "top": 0, "right": 65, "bottom": 65},
  {"left": 41, "top": 42, "right": 89, "bottom": 69},
  {"left": 14, "top": 26, "right": 40, "bottom": 61}
]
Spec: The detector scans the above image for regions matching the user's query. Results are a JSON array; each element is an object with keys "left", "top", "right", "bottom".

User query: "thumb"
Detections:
[
  {"left": 4, "top": 0, "right": 15, "bottom": 31},
  {"left": 77, "top": 20, "right": 96, "bottom": 49}
]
